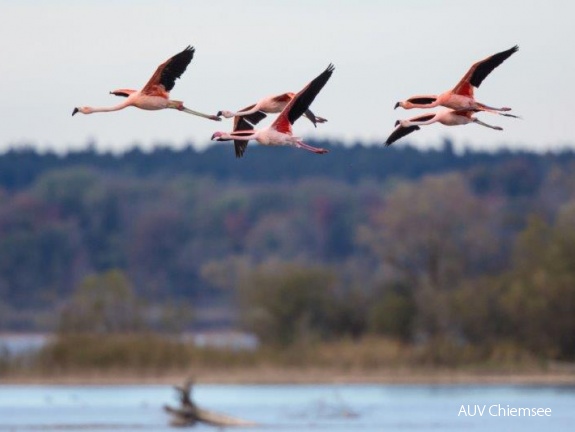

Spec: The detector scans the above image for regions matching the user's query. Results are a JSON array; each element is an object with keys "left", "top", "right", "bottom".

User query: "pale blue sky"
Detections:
[{"left": 0, "top": 1, "right": 573, "bottom": 153}]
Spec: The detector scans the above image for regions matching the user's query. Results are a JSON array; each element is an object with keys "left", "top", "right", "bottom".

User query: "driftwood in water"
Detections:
[{"left": 164, "top": 379, "right": 256, "bottom": 428}]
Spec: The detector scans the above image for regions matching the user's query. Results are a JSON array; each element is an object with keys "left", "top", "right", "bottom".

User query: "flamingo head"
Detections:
[
  {"left": 72, "top": 107, "right": 93, "bottom": 116},
  {"left": 216, "top": 110, "right": 235, "bottom": 119}
]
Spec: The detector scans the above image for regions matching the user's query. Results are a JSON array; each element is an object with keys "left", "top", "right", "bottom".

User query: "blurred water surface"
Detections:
[{"left": 0, "top": 384, "right": 573, "bottom": 431}]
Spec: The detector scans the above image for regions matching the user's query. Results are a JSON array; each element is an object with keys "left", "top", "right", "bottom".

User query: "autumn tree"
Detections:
[
  {"left": 358, "top": 173, "right": 502, "bottom": 338},
  {"left": 59, "top": 269, "right": 144, "bottom": 334}
]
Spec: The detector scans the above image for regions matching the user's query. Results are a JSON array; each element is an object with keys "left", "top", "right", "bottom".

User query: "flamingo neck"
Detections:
[
  {"left": 88, "top": 101, "right": 131, "bottom": 113},
  {"left": 229, "top": 106, "right": 259, "bottom": 117},
  {"left": 405, "top": 95, "right": 439, "bottom": 108},
  {"left": 215, "top": 130, "right": 258, "bottom": 141},
  {"left": 410, "top": 118, "right": 437, "bottom": 126},
  {"left": 228, "top": 130, "right": 258, "bottom": 141}
]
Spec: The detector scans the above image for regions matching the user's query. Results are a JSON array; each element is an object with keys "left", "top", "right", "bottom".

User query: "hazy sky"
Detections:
[{"left": 1, "top": 1, "right": 573, "bottom": 153}]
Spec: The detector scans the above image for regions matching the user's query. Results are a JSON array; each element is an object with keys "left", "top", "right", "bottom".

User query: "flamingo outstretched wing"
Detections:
[
  {"left": 453, "top": 45, "right": 519, "bottom": 96},
  {"left": 142, "top": 46, "right": 195, "bottom": 95},
  {"left": 232, "top": 116, "right": 256, "bottom": 158},
  {"left": 385, "top": 125, "right": 420, "bottom": 146},
  {"left": 271, "top": 64, "right": 334, "bottom": 132}
]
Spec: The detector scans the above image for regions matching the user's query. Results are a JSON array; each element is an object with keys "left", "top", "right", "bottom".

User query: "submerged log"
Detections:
[{"left": 164, "top": 379, "right": 257, "bottom": 428}]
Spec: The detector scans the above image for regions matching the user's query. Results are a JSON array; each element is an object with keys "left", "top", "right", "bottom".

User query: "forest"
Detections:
[{"left": 1, "top": 139, "right": 575, "bottom": 364}]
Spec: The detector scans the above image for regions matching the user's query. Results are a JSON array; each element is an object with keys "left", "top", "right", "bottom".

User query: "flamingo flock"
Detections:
[
  {"left": 73, "top": 45, "right": 520, "bottom": 156},
  {"left": 388, "top": 45, "right": 520, "bottom": 145}
]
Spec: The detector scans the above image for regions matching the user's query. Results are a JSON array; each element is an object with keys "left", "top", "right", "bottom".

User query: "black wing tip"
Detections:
[
  {"left": 183, "top": 45, "right": 195, "bottom": 59},
  {"left": 234, "top": 141, "right": 247, "bottom": 158},
  {"left": 385, "top": 125, "right": 420, "bottom": 146}
]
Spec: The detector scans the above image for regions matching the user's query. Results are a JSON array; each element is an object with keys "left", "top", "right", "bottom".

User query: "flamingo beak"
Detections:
[
  {"left": 395, "top": 120, "right": 400, "bottom": 127},
  {"left": 394, "top": 102, "right": 400, "bottom": 110},
  {"left": 72, "top": 108, "right": 79, "bottom": 116},
  {"left": 216, "top": 111, "right": 223, "bottom": 117},
  {"left": 211, "top": 132, "right": 221, "bottom": 141}
]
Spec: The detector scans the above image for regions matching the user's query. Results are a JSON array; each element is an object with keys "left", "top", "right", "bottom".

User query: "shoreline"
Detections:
[{"left": 3, "top": 367, "right": 575, "bottom": 386}]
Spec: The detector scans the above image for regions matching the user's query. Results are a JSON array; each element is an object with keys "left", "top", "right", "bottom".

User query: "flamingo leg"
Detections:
[
  {"left": 295, "top": 140, "right": 328, "bottom": 154},
  {"left": 476, "top": 102, "right": 512, "bottom": 112},
  {"left": 474, "top": 119, "right": 503, "bottom": 131},
  {"left": 474, "top": 107, "right": 521, "bottom": 119},
  {"left": 182, "top": 106, "right": 221, "bottom": 121}
]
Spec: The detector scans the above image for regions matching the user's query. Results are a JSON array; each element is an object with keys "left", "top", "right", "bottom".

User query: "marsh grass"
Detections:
[{"left": 2, "top": 333, "right": 544, "bottom": 380}]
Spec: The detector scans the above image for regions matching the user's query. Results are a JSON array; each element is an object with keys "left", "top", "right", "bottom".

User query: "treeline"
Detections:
[
  {"left": 1, "top": 140, "right": 575, "bottom": 361},
  {"left": 2, "top": 139, "right": 573, "bottom": 191}
]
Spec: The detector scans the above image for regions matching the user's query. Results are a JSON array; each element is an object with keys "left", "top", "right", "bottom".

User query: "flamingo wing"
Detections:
[
  {"left": 271, "top": 93, "right": 293, "bottom": 103},
  {"left": 452, "top": 45, "right": 518, "bottom": 96},
  {"left": 385, "top": 125, "right": 420, "bottom": 146},
  {"left": 142, "top": 46, "right": 195, "bottom": 95},
  {"left": 410, "top": 113, "right": 436, "bottom": 123},
  {"left": 273, "top": 64, "right": 334, "bottom": 130},
  {"left": 235, "top": 104, "right": 268, "bottom": 126},
  {"left": 110, "top": 89, "right": 136, "bottom": 98},
  {"left": 232, "top": 117, "right": 255, "bottom": 158}
]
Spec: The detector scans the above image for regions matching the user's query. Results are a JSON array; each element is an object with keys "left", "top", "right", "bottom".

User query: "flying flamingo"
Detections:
[
  {"left": 217, "top": 92, "right": 327, "bottom": 127},
  {"left": 211, "top": 64, "right": 334, "bottom": 158},
  {"left": 385, "top": 109, "right": 503, "bottom": 146},
  {"left": 395, "top": 45, "right": 519, "bottom": 114},
  {"left": 72, "top": 46, "right": 220, "bottom": 121}
]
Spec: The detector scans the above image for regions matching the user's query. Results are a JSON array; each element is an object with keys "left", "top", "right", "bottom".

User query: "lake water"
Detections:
[{"left": 0, "top": 384, "right": 573, "bottom": 431}]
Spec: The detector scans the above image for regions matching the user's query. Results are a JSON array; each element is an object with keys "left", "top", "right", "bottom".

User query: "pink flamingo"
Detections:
[
  {"left": 211, "top": 64, "right": 334, "bottom": 158},
  {"left": 217, "top": 92, "right": 327, "bottom": 127},
  {"left": 385, "top": 109, "right": 503, "bottom": 146},
  {"left": 72, "top": 46, "right": 220, "bottom": 121},
  {"left": 395, "top": 46, "right": 519, "bottom": 114}
]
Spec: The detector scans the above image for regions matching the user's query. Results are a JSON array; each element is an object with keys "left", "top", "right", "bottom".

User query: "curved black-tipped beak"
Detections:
[
  {"left": 395, "top": 120, "right": 400, "bottom": 127},
  {"left": 394, "top": 102, "right": 400, "bottom": 110},
  {"left": 211, "top": 133, "right": 219, "bottom": 141},
  {"left": 216, "top": 111, "right": 222, "bottom": 117},
  {"left": 72, "top": 108, "right": 79, "bottom": 116}
]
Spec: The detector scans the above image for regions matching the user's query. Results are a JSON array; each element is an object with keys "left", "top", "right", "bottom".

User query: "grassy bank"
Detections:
[{"left": 3, "top": 333, "right": 574, "bottom": 384}]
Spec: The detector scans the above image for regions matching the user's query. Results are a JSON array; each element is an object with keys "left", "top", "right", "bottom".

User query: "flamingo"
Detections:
[
  {"left": 211, "top": 64, "right": 334, "bottom": 158},
  {"left": 217, "top": 92, "right": 327, "bottom": 127},
  {"left": 385, "top": 109, "right": 503, "bottom": 146},
  {"left": 395, "top": 45, "right": 519, "bottom": 114},
  {"left": 72, "top": 46, "right": 220, "bottom": 121}
]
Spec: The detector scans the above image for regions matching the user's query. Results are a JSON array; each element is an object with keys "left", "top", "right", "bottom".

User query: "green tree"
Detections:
[
  {"left": 239, "top": 263, "right": 336, "bottom": 346},
  {"left": 369, "top": 282, "right": 415, "bottom": 341},
  {"left": 499, "top": 216, "right": 575, "bottom": 359}
]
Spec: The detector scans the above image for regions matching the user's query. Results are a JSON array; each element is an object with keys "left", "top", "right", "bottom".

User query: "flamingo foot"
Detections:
[
  {"left": 500, "top": 113, "right": 521, "bottom": 119},
  {"left": 295, "top": 141, "right": 328, "bottom": 154}
]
